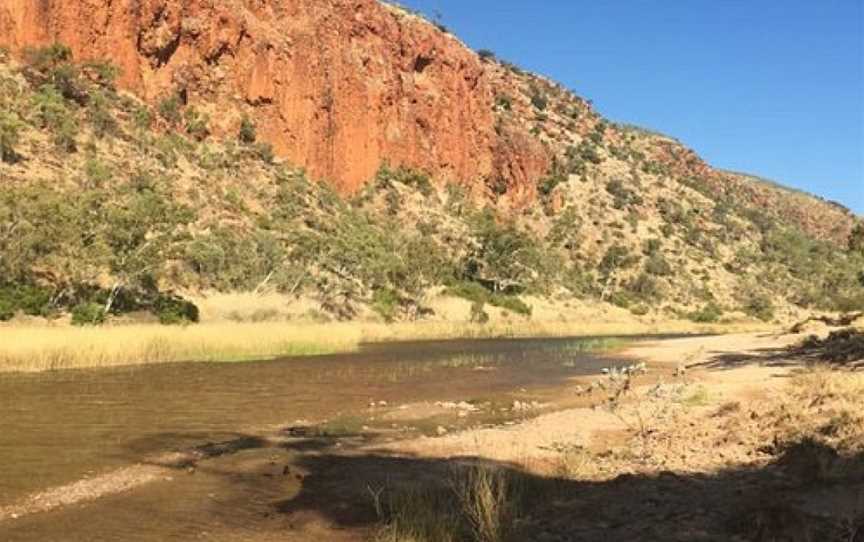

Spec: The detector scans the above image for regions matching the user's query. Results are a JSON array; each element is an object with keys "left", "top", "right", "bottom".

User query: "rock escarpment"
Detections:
[
  {"left": 0, "top": 0, "right": 549, "bottom": 195},
  {"left": 0, "top": 0, "right": 856, "bottom": 243}
]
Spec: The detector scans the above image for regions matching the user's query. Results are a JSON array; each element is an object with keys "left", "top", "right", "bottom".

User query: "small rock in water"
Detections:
[{"left": 436, "top": 426, "right": 448, "bottom": 436}]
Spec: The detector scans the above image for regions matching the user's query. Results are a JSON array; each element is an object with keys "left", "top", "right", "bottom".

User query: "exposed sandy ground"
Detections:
[{"left": 377, "top": 331, "right": 805, "bottom": 466}]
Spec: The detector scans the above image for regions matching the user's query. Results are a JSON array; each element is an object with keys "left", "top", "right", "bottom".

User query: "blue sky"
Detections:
[{"left": 399, "top": 0, "right": 864, "bottom": 214}]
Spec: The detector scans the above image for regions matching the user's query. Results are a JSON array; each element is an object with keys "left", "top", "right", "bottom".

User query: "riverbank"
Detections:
[
  {"left": 0, "top": 317, "right": 774, "bottom": 373},
  {"left": 366, "top": 329, "right": 864, "bottom": 541}
]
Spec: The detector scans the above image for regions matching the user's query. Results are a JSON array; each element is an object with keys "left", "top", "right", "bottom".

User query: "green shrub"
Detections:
[
  {"left": 24, "top": 43, "right": 73, "bottom": 72},
  {"left": 87, "top": 90, "right": 117, "bottom": 138},
  {"left": 372, "top": 288, "right": 400, "bottom": 322},
  {"left": 645, "top": 253, "right": 672, "bottom": 276},
  {"left": 491, "top": 294, "right": 531, "bottom": 316},
  {"left": 743, "top": 294, "right": 774, "bottom": 322},
  {"left": 599, "top": 245, "right": 637, "bottom": 276},
  {"left": 31, "top": 84, "right": 78, "bottom": 151},
  {"left": 627, "top": 272, "right": 662, "bottom": 301},
  {"left": 376, "top": 165, "right": 434, "bottom": 197},
  {"left": 609, "top": 291, "right": 635, "bottom": 308},
  {"left": 157, "top": 94, "right": 182, "bottom": 125},
  {"left": 184, "top": 108, "right": 210, "bottom": 141},
  {"left": 688, "top": 302, "right": 723, "bottom": 323},
  {"left": 538, "top": 173, "right": 565, "bottom": 198},
  {"left": 445, "top": 280, "right": 531, "bottom": 316},
  {"left": 253, "top": 142, "right": 274, "bottom": 164},
  {"left": 630, "top": 304, "right": 650, "bottom": 316},
  {"left": 133, "top": 106, "right": 152, "bottom": 132},
  {"left": 0, "top": 298, "right": 14, "bottom": 321},
  {"left": 477, "top": 49, "right": 496, "bottom": 61},
  {"left": 605, "top": 179, "right": 643, "bottom": 209},
  {"left": 530, "top": 87, "right": 548, "bottom": 111},
  {"left": 446, "top": 281, "right": 489, "bottom": 304},
  {"left": 642, "top": 238, "right": 661, "bottom": 256},
  {"left": 0, "top": 284, "right": 53, "bottom": 320},
  {"left": 0, "top": 111, "right": 22, "bottom": 163},
  {"left": 83, "top": 60, "right": 121, "bottom": 89},
  {"left": 154, "top": 295, "right": 199, "bottom": 325},
  {"left": 54, "top": 114, "right": 79, "bottom": 152},
  {"left": 71, "top": 302, "right": 105, "bottom": 326},
  {"left": 239, "top": 116, "right": 257, "bottom": 143},
  {"left": 588, "top": 122, "right": 606, "bottom": 145}
]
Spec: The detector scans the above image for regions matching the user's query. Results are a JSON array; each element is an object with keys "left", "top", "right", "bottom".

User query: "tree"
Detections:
[
  {"left": 98, "top": 179, "right": 194, "bottom": 313},
  {"left": 463, "top": 210, "right": 545, "bottom": 293}
]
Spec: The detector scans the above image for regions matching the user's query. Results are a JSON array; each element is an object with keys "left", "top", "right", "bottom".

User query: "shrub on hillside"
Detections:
[
  {"left": 627, "top": 272, "right": 663, "bottom": 301},
  {"left": 605, "top": 179, "right": 643, "bottom": 209},
  {"left": 239, "top": 116, "right": 257, "bottom": 143},
  {"left": 375, "top": 165, "right": 434, "bottom": 197},
  {"left": 157, "top": 94, "right": 182, "bottom": 126},
  {"left": 530, "top": 87, "right": 548, "bottom": 111},
  {"left": 743, "top": 293, "right": 775, "bottom": 322},
  {"left": 688, "top": 302, "right": 723, "bottom": 323},
  {"left": 87, "top": 89, "right": 117, "bottom": 138},
  {"left": 645, "top": 253, "right": 672, "bottom": 276},
  {"left": 71, "top": 302, "right": 105, "bottom": 326},
  {"left": 31, "top": 84, "right": 79, "bottom": 152},
  {"left": 372, "top": 288, "right": 400, "bottom": 322},
  {"left": 0, "top": 111, "right": 22, "bottom": 163},
  {"left": 154, "top": 295, "right": 199, "bottom": 325},
  {"left": 495, "top": 94, "right": 512, "bottom": 111},
  {"left": 184, "top": 107, "right": 210, "bottom": 141},
  {"left": 0, "top": 283, "right": 54, "bottom": 320},
  {"left": 598, "top": 245, "right": 638, "bottom": 277},
  {"left": 83, "top": 60, "right": 121, "bottom": 89},
  {"left": 445, "top": 280, "right": 532, "bottom": 316}
]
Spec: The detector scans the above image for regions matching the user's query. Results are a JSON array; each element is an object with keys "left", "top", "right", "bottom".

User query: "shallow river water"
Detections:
[{"left": 0, "top": 334, "right": 670, "bottom": 540}]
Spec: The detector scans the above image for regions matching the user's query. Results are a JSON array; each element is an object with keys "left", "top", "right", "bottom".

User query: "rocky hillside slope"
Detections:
[
  {"left": 0, "top": 2, "right": 861, "bottom": 326},
  {"left": 0, "top": 0, "right": 856, "bottom": 243}
]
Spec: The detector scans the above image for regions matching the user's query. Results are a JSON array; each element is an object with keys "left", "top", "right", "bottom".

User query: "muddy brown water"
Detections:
[{"left": 0, "top": 334, "right": 675, "bottom": 540}]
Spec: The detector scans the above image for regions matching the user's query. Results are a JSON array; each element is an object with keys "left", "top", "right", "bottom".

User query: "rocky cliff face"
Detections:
[
  {"left": 0, "top": 0, "right": 855, "bottom": 243},
  {"left": 0, "top": 0, "right": 547, "bottom": 194}
]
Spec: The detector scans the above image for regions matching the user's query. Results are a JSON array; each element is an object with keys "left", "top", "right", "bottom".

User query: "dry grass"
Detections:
[
  {"left": 372, "top": 464, "right": 521, "bottom": 542},
  {"left": 0, "top": 322, "right": 363, "bottom": 372},
  {"left": 0, "top": 292, "right": 775, "bottom": 373}
]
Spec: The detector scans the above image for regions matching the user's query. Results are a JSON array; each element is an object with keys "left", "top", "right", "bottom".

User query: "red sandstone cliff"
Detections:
[
  {"left": 0, "top": 0, "right": 854, "bottom": 243},
  {"left": 0, "top": 0, "right": 548, "bottom": 194}
]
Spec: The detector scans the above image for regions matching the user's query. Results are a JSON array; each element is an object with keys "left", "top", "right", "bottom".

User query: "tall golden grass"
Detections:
[
  {"left": 0, "top": 318, "right": 774, "bottom": 373},
  {"left": 0, "top": 322, "right": 361, "bottom": 372}
]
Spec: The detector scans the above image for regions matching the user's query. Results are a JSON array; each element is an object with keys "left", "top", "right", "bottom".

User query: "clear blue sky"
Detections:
[{"left": 399, "top": 0, "right": 864, "bottom": 214}]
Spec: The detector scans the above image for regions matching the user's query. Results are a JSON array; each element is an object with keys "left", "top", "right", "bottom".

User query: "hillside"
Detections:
[{"left": 0, "top": 1, "right": 862, "bottom": 327}]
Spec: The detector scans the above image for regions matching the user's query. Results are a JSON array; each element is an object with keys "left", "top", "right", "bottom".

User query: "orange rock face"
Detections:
[{"left": 0, "top": 0, "right": 550, "bottom": 194}]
